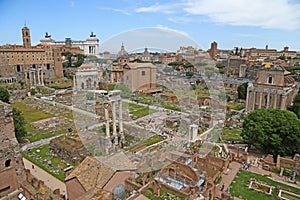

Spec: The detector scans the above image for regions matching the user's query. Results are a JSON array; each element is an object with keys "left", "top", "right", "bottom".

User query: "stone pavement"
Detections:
[
  {"left": 215, "top": 161, "right": 241, "bottom": 199},
  {"left": 23, "top": 158, "right": 67, "bottom": 197}
]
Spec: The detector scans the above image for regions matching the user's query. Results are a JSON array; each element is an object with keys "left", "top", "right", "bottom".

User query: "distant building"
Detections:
[
  {"left": 40, "top": 32, "right": 100, "bottom": 56},
  {"left": 209, "top": 41, "right": 218, "bottom": 59},
  {"left": 109, "top": 44, "right": 157, "bottom": 92},
  {"left": 0, "top": 26, "right": 63, "bottom": 87},
  {"left": 245, "top": 63, "right": 298, "bottom": 113},
  {"left": 141, "top": 48, "right": 151, "bottom": 62},
  {"left": 73, "top": 63, "right": 99, "bottom": 91}
]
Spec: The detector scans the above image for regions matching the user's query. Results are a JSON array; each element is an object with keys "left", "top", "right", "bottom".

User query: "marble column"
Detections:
[
  {"left": 41, "top": 69, "right": 44, "bottom": 86},
  {"left": 119, "top": 100, "right": 123, "bottom": 134},
  {"left": 112, "top": 101, "right": 118, "bottom": 144},
  {"left": 29, "top": 71, "right": 32, "bottom": 87},
  {"left": 245, "top": 88, "right": 250, "bottom": 112},
  {"left": 252, "top": 91, "right": 256, "bottom": 110},
  {"left": 73, "top": 75, "right": 76, "bottom": 90},
  {"left": 259, "top": 92, "right": 263, "bottom": 108},
  {"left": 273, "top": 94, "right": 278, "bottom": 108},
  {"left": 280, "top": 95, "right": 287, "bottom": 110},
  {"left": 37, "top": 69, "right": 41, "bottom": 85},
  {"left": 33, "top": 71, "right": 36, "bottom": 86},
  {"left": 104, "top": 103, "right": 110, "bottom": 138},
  {"left": 266, "top": 93, "right": 270, "bottom": 108}
]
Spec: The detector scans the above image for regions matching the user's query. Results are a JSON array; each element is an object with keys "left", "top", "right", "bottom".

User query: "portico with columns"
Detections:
[
  {"left": 28, "top": 67, "right": 44, "bottom": 88},
  {"left": 103, "top": 90, "right": 124, "bottom": 146},
  {"left": 245, "top": 64, "right": 297, "bottom": 113}
]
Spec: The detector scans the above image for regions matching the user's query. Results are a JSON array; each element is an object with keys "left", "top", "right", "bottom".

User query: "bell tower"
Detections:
[{"left": 22, "top": 25, "right": 31, "bottom": 48}]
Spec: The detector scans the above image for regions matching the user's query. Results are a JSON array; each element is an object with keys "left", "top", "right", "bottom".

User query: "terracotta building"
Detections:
[
  {"left": 245, "top": 63, "right": 298, "bottom": 113},
  {"left": 109, "top": 44, "right": 157, "bottom": 92},
  {"left": 0, "top": 26, "right": 63, "bottom": 87},
  {"left": 65, "top": 152, "right": 136, "bottom": 200}
]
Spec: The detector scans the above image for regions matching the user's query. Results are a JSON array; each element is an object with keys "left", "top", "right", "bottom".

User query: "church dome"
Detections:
[{"left": 118, "top": 43, "right": 129, "bottom": 58}]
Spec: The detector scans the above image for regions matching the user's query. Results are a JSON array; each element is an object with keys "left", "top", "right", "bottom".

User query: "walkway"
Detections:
[
  {"left": 23, "top": 158, "right": 67, "bottom": 197},
  {"left": 215, "top": 161, "right": 241, "bottom": 199}
]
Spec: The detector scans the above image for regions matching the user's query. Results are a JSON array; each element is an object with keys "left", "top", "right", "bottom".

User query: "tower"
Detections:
[
  {"left": 209, "top": 41, "right": 218, "bottom": 59},
  {"left": 22, "top": 25, "right": 31, "bottom": 48}
]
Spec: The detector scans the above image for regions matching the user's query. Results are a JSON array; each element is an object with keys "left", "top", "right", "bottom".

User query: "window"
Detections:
[
  {"left": 5, "top": 159, "right": 11, "bottom": 167},
  {"left": 16, "top": 65, "right": 21, "bottom": 72},
  {"left": 268, "top": 76, "right": 273, "bottom": 84},
  {"left": 141, "top": 71, "right": 146, "bottom": 76},
  {"left": 32, "top": 64, "right": 36, "bottom": 69},
  {"left": 47, "top": 64, "right": 50, "bottom": 70}
]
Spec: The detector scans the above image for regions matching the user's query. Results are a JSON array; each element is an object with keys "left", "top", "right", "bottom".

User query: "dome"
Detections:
[
  {"left": 112, "top": 184, "right": 126, "bottom": 199},
  {"left": 118, "top": 43, "right": 128, "bottom": 58}
]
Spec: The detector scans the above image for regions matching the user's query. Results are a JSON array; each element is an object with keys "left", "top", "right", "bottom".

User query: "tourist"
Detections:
[{"left": 220, "top": 183, "right": 225, "bottom": 192}]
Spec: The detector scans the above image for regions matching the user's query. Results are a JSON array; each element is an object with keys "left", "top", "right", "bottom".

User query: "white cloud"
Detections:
[
  {"left": 183, "top": 0, "right": 300, "bottom": 30},
  {"left": 155, "top": 25, "right": 189, "bottom": 37},
  {"left": 135, "top": 3, "right": 180, "bottom": 14},
  {"left": 99, "top": 7, "right": 131, "bottom": 15}
]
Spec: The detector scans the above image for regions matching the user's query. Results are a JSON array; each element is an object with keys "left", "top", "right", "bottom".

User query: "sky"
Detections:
[{"left": 1, "top": 0, "right": 300, "bottom": 53}]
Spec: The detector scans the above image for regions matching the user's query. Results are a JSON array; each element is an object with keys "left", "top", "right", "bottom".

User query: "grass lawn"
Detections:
[
  {"left": 24, "top": 125, "right": 66, "bottom": 142},
  {"left": 12, "top": 102, "right": 53, "bottom": 123},
  {"left": 124, "top": 102, "right": 156, "bottom": 118},
  {"left": 227, "top": 102, "right": 245, "bottom": 111},
  {"left": 230, "top": 170, "right": 300, "bottom": 200},
  {"left": 221, "top": 128, "right": 243, "bottom": 142},
  {"left": 22, "top": 145, "right": 68, "bottom": 182},
  {"left": 125, "top": 135, "right": 163, "bottom": 151}
]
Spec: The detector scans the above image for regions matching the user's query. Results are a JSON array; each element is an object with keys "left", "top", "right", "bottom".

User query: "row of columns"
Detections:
[
  {"left": 246, "top": 90, "right": 287, "bottom": 112},
  {"left": 29, "top": 68, "right": 44, "bottom": 87},
  {"left": 0, "top": 77, "right": 17, "bottom": 84},
  {"left": 104, "top": 99, "right": 123, "bottom": 144}
]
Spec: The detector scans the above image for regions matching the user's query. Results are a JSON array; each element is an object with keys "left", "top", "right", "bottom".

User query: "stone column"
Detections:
[
  {"left": 37, "top": 69, "right": 41, "bottom": 85},
  {"left": 41, "top": 69, "right": 44, "bottom": 86},
  {"left": 118, "top": 100, "right": 123, "bottom": 134},
  {"left": 259, "top": 92, "right": 263, "bottom": 108},
  {"left": 245, "top": 88, "right": 250, "bottom": 112},
  {"left": 252, "top": 91, "right": 256, "bottom": 110},
  {"left": 73, "top": 75, "right": 76, "bottom": 90},
  {"left": 112, "top": 101, "right": 118, "bottom": 143},
  {"left": 29, "top": 71, "right": 32, "bottom": 87},
  {"left": 273, "top": 94, "right": 278, "bottom": 108},
  {"left": 280, "top": 95, "right": 287, "bottom": 110},
  {"left": 33, "top": 71, "right": 36, "bottom": 86},
  {"left": 104, "top": 103, "right": 110, "bottom": 138},
  {"left": 266, "top": 93, "right": 270, "bottom": 108}
]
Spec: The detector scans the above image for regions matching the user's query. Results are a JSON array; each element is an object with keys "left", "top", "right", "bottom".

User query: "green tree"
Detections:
[
  {"left": 12, "top": 108, "right": 27, "bottom": 142},
  {"left": 30, "top": 88, "right": 37, "bottom": 96},
  {"left": 186, "top": 71, "right": 194, "bottom": 77},
  {"left": 241, "top": 108, "right": 300, "bottom": 157},
  {"left": 290, "top": 90, "right": 300, "bottom": 118},
  {"left": 114, "top": 84, "right": 132, "bottom": 98},
  {"left": 237, "top": 82, "right": 248, "bottom": 100},
  {"left": 0, "top": 86, "right": 10, "bottom": 103}
]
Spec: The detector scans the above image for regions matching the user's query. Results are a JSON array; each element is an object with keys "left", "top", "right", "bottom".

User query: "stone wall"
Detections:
[{"left": 0, "top": 101, "right": 26, "bottom": 198}]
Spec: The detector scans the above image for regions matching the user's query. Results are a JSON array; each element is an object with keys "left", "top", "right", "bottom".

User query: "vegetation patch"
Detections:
[
  {"left": 230, "top": 170, "right": 300, "bottom": 200},
  {"left": 22, "top": 145, "right": 71, "bottom": 182},
  {"left": 12, "top": 102, "right": 53, "bottom": 122}
]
